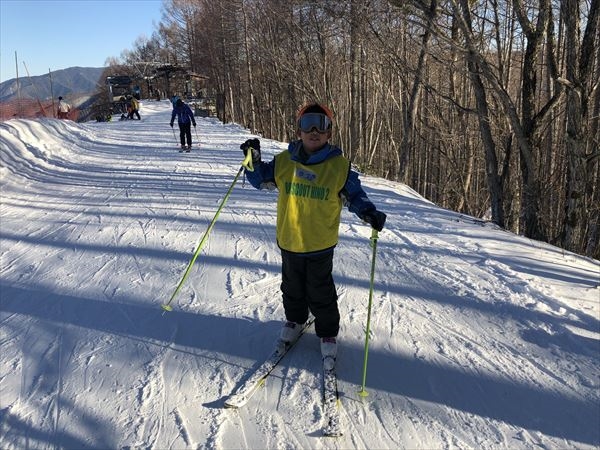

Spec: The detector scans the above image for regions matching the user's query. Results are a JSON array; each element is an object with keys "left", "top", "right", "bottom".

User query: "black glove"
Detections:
[
  {"left": 192, "top": 122, "right": 196, "bottom": 127},
  {"left": 361, "top": 209, "right": 387, "bottom": 231},
  {"left": 170, "top": 122, "right": 174, "bottom": 128},
  {"left": 240, "top": 138, "right": 261, "bottom": 163}
]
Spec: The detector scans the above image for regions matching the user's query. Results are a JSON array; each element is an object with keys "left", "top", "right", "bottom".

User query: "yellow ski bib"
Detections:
[{"left": 275, "top": 152, "right": 350, "bottom": 253}]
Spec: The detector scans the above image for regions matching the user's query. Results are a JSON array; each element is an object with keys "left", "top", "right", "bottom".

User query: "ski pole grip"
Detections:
[{"left": 242, "top": 148, "right": 254, "bottom": 172}]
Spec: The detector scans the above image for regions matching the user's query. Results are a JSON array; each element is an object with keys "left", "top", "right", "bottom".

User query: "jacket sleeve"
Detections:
[
  {"left": 170, "top": 109, "right": 177, "bottom": 123},
  {"left": 342, "top": 169, "right": 376, "bottom": 217},
  {"left": 245, "top": 158, "right": 276, "bottom": 190}
]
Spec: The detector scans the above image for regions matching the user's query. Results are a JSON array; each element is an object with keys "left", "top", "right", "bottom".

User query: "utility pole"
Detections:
[
  {"left": 15, "top": 51, "right": 21, "bottom": 117},
  {"left": 49, "top": 68, "right": 55, "bottom": 118}
]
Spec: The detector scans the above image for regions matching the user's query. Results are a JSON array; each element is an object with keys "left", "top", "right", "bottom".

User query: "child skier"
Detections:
[{"left": 240, "top": 102, "right": 386, "bottom": 368}]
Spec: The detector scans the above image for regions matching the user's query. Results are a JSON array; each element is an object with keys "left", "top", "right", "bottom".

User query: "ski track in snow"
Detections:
[{"left": 1, "top": 101, "right": 598, "bottom": 449}]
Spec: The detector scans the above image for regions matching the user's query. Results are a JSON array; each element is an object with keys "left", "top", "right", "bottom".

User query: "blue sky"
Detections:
[{"left": 0, "top": 0, "right": 163, "bottom": 82}]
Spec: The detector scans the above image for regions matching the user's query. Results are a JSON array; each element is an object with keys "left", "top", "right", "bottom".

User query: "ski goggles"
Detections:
[{"left": 297, "top": 113, "right": 332, "bottom": 133}]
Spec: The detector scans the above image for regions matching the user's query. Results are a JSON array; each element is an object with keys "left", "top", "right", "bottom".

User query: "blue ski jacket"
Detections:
[{"left": 171, "top": 103, "right": 196, "bottom": 125}]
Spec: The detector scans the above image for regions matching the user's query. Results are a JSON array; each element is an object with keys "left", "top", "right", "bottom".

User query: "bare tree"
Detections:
[{"left": 560, "top": 0, "right": 600, "bottom": 252}]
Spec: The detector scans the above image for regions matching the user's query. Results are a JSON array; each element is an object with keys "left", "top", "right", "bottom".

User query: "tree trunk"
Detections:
[
  {"left": 458, "top": 0, "right": 505, "bottom": 226},
  {"left": 349, "top": 0, "right": 362, "bottom": 162},
  {"left": 561, "top": 0, "right": 600, "bottom": 253},
  {"left": 398, "top": 0, "right": 437, "bottom": 183}
]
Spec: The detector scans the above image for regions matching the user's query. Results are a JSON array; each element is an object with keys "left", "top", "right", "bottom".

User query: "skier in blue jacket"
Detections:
[
  {"left": 240, "top": 102, "right": 386, "bottom": 368},
  {"left": 170, "top": 99, "right": 196, "bottom": 150}
]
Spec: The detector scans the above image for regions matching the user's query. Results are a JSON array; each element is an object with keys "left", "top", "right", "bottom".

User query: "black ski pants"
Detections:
[
  {"left": 178, "top": 122, "right": 192, "bottom": 147},
  {"left": 280, "top": 249, "right": 339, "bottom": 338},
  {"left": 128, "top": 109, "right": 140, "bottom": 120}
]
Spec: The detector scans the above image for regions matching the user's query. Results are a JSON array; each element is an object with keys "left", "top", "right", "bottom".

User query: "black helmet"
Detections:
[{"left": 58, "top": 96, "right": 63, "bottom": 100}]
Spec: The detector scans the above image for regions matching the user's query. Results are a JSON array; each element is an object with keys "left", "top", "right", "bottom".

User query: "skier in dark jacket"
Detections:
[
  {"left": 170, "top": 99, "right": 196, "bottom": 150},
  {"left": 240, "top": 102, "right": 386, "bottom": 369}
]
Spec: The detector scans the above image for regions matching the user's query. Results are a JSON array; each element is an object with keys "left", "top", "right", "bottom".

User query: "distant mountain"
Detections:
[{"left": 0, "top": 67, "right": 105, "bottom": 103}]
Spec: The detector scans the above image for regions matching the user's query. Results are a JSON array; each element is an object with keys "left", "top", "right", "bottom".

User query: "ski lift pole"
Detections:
[
  {"left": 161, "top": 149, "right": 254, "bottom": 313},
  {"left": 358, "top": 228, "right": 379, "bottom": 397}
]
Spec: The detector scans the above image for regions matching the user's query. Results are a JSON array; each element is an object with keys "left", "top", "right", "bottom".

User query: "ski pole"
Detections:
[
  {"left": 161, "top": 149, "right": 254, "bottom": 313},
  {"left": 171, "top": 126, "right": 178, "bottom": 145},
  {"left": 194, "top": 126, "right": 200, "bottom": 147},
  {"left": 358, "top": 228, "right": 379, "bottom": 397}
]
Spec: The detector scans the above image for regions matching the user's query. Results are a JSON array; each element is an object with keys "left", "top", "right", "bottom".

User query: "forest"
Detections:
[{"left": 104, "top": 0, "right": 599, "bottom": 259}]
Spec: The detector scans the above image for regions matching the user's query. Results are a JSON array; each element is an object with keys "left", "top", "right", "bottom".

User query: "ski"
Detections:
[
  {"left": 322, "top": 362, "right": 343, "bottom": 437},
  {"left": 224, "top": 318, "right": 315, "bottom": 409}
]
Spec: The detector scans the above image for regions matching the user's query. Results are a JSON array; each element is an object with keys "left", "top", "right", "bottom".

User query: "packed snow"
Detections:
[{"left": 1, "top": 101, "right": 599, "bottom": 449}]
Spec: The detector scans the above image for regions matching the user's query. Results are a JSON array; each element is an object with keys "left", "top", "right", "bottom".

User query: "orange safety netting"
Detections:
[{"left": 0, "top": 98, "right": 80, "bottom": 122}]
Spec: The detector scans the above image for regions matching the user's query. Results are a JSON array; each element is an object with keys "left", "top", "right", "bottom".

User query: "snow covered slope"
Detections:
[{"left": 1, "top": 101, "right": 598, "bottom": 449}]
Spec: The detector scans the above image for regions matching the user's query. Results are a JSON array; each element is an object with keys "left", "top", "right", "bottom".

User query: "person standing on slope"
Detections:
[
  {"left": 57, "top": 96, "right": 71, "bottom": 119},
  {"left": 170, "top": 98, "right": 196, "bottom": 151},
  {"left": 240, "top": 102, "right": 386, "bottom": 369},
  {"left": 127, "top": 95, "right": 141, "bottom": 120}
]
